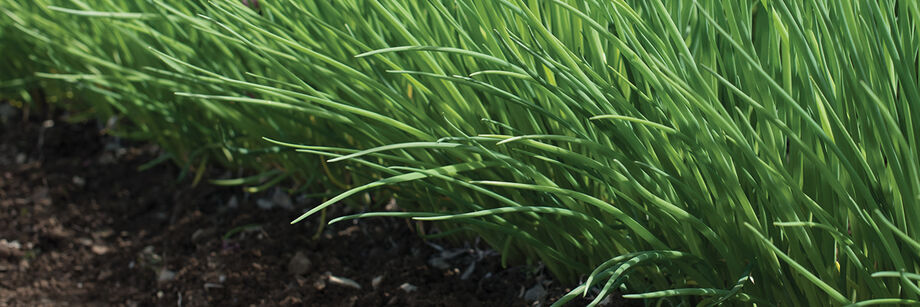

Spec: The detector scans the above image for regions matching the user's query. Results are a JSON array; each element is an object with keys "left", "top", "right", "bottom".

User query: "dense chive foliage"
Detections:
[{"left": 3, "top": 1, "right": 920, "bottom": 305}]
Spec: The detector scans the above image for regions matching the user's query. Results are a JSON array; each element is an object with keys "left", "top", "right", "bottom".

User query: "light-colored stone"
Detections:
[
  {"left": 157, "top": 268, "right": 176, "bottom": 283},
  {"left": 523, "top": 284, "right": 546, "bottom": 302},
  {"left": 287, "top": 252, "right": 312, "bottom": 276},
  {"left": 399, "top": 283, "right": 418, "bottom": 293}
]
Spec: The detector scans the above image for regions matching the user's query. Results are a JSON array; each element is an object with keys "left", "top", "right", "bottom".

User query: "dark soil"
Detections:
[{"left": 0, "top": 106, "right": 634, "bottom": 306}]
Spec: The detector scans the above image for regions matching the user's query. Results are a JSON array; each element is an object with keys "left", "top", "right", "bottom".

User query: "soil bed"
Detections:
[{"left": 0, "top": 108, "right": 634, "bottom": 306}]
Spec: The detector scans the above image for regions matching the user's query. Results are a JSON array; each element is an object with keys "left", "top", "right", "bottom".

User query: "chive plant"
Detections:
[{"left": 2, "top": 0, "right": 919, "bottom": 305}]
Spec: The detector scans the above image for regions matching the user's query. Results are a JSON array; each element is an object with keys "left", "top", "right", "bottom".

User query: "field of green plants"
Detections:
[{"left": 2, "top": 0, "right": 919, "bottom": 305}]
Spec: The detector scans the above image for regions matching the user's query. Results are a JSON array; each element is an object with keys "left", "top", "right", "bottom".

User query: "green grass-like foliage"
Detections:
[{"left": 3, "top": 0, "right": 920, "bottom": 305}]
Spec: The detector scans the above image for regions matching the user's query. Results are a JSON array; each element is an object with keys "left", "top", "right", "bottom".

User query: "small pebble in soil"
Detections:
[
  {"left": 77, "top": 237, "right": 94, "bottom": 246},
  {"left": 92, "top": 228, "right": 114, "bottom": 240},
  {"left": 325, "top": 272, "right": 361, "bottom": 289},
  {"left": 371, "top": 275, "right": 383, "bottom": 289},
  {"left": 312, "top": 278, "right": 326, "bottom": 291},
  {"left": 157, "top": 268, "right": 176, "bottom": 283},
  {"left": 91, "top": 245, "right": 110, "bottom": 255},
  {"left": 428, "top": 257, "right": 450, "bottom": 270},
  {"left": 0, "top": 239, "right": 23, "bottom": 258},
  {"left": 287, "top": 251, "right": 312, "bottom": 276},
  {"left": 72, "top": 176, "right": 85, "bottom": 187},
  {"left": 524, "top": 283, "right": 547, "bottom": 302},
  {"left": 399, "top": 283, "right": 418, "bottom": 293},
  {"left": 0, "top": 239, "right": 21, "bottom": 250}
]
